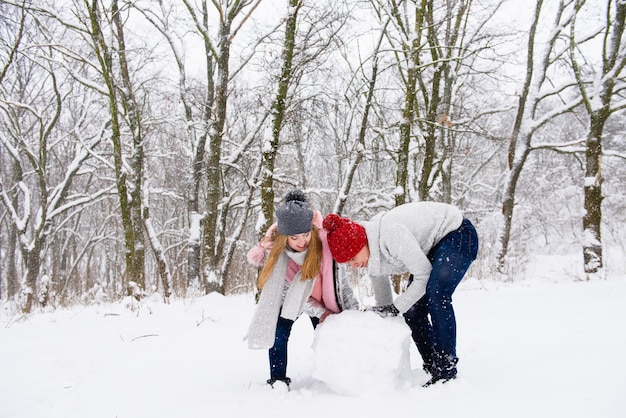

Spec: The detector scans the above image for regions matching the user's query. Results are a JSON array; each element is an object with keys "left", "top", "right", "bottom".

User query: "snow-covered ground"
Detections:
[{"left": 1, "top": 262, "right": 625, "bottom": 418}]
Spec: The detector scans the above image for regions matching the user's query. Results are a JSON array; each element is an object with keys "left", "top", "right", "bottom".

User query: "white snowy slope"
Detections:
[{"left": 1, "top": 270, "right": 625, "bottom": 418}]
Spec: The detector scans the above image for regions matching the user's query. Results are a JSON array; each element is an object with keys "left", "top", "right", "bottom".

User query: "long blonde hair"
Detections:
[{"left": 257, "top": 227, "right": 323, "bottom": 290}]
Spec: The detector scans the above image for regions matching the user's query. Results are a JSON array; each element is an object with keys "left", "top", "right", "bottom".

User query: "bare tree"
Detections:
[
  {"left": 495, "top": 0, "right": 585, "bottom": 274},
  {"left": 366, "top": 0, "right": 506, "bottom": 206},
  {"left": 81, "top": 0, "right": 149, "bottom": 298},
  {"left": 0, "top": 0, "right": 27, "bottom": 302},
  {"left": 1, "top": 0, "right": 625, "bottom": 310},
  {"left": 569, "top": 0, "right": 626, "bottom": 279},
  {"left": 333, "top": 25, "right": 386, "bottom": 216},
  {"left": 258, "top": 0, "right": 303, "bottom": 237},
  {"left": 377, "top": 0, "right": 422, "bottom": 205},
  {"left": 175, "top": 0, "right": 264, "bottom": 294},
  {"left": 255, "top": 0, "right": 354, "bottom": 219},
  {"left": 174, "top": 0, "right": 219, "bottom": 292},
  {"left": 0, "top": 7, "right": 106, "bottom": 311}
]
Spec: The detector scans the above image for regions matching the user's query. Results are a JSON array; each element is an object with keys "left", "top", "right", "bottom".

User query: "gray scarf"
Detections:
[{"left": 247, "top": 248, "right": 315, "bottom": 349}]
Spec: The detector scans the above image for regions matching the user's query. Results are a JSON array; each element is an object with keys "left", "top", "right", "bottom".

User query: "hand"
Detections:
[
  {"left": 319, "top": 309, "right": 332, "bottom": 323},
  {"left": 258, "top": 223, "right": 278, "bottom": 250},
  {"left": 266, "top": 222, "right": 278, "bottom": 239},
  {"left": 258, "top": 236, "right": 273, "bottom": 251},
  {"left": 365, "top": 304, "right": 399, "bottom": 317}
]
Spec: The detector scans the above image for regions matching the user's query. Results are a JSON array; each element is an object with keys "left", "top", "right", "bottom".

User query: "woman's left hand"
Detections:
[{"left": 319, "top": 309, "right": 333, "bottom": 323}]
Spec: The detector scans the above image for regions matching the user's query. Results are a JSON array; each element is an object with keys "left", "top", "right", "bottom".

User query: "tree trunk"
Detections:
[
  {"left": 202, "top": 16, "right": 232, "bottom": 295},
  {"left": 21, "top": 241, "right": 43, "bottom": 313},
  {"left": 259, "top": 0, "right": 301, "bottom": 237},
  {"left": 4, "top": 164, "right": 20, "bottom": 300},
  {"left": 438, "top": 0, "right": 469, "bottom": 204},
  {"left": 497, "top": 143, "right": 531, "bottom": 272},
  {"left": 144, "top": 211, "right": 173, "bottom": 301},
  {"left": 392, "top": 3, "right": 422, "bottom": 207},
  {"left": 333, "top": 31, "right": 381, "bottom": 215},
  {"left": 571, "top": 0, "right": 625, "bottom": 279},
  {"left": 582, "top": 114, "right": 604, "bottom": 276},
  {"left": 5, "top": 227, "right": 19, "bottom": 300},
  {"left": 184, "top": 0, "right": 214, "bottom": 291},
  {"left": 87, "top": 0, "right": 142, "bottom": 296},
  {"left": 112, "top": 0, "right": 146, "bottom": 294},
  {"left": 495, "top": 0, "right": 543, "bottom": 272}
]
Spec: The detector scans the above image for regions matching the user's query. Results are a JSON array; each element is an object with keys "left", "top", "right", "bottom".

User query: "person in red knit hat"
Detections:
[{"left": 322, "top": 202, "right": 478, "bottom": 387}]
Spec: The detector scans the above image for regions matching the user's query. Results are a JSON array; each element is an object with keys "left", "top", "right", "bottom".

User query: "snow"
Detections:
[
  {"left": 1, "top": 263, "right": 625, "bottom": 418},
  {"left": 312, "top": 310, "right": 411, "bottom": 396},
  {"left": 188, "top": 212, "right": 203, "bottom": 243}
]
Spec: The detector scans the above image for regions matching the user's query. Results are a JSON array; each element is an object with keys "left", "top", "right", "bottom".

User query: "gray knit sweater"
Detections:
[{"left": 361, "top": 202, "right": 463, "bottom": 313}]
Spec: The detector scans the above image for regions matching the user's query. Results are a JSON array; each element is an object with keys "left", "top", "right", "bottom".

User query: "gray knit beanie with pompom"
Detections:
[{"left": 275, "top": 189, "right": 314, "bottom": 236}]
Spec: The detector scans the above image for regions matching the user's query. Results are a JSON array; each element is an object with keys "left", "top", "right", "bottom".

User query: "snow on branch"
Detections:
[
  {"left": 47, "top": 185, "right": 116, "bottom": 221},
  {"left": 531, "top": 139, "right": 626, "bottom": 160},
  {"left": 0, "top": 181, "right": 31, "bottom": 232},
  {"left": 530, "top": 96, "right": 584, "bottom": 131}
]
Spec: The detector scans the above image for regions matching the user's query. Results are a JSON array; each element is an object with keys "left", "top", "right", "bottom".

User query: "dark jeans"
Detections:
[
  {"left": 403, "top": 218, "right": 478, "bottom": 378},
  {"left": 268, "top": 315, "right": 319, "bottom": 380}
]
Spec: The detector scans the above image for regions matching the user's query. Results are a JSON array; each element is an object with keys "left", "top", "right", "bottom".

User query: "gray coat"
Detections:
[
  {"left": 247, "top": 250, "right": 313, "bottom": 349},
  {"left": 247, "top": 248, "right": 359, "bottom": 350}
]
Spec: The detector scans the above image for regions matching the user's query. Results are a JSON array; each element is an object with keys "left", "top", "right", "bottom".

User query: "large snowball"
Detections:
[{"left": 312, "top": 310, "right": 411, "bottom": 395}]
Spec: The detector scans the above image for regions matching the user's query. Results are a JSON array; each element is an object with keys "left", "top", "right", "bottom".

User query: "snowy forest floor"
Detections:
[{"left": 1, "top": 255, "right": 625, "bottom": 418}]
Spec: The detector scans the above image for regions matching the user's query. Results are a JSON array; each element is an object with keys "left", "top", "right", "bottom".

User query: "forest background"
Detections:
[{"left": 1, "top": 0, "right": 625, "bottom": 314}]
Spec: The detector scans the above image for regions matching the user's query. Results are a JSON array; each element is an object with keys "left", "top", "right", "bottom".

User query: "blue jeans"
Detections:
[
  {"left": 403, "top": 218, "right": 478, "bottom": 378},
  {"left": 268, "top": 315, "right": 319, "bottom": 380}
]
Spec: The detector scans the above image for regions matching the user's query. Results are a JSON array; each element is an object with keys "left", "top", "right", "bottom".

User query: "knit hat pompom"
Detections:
[
  {"left": 275, "top": 189, "right": 314, "bottom": 236},
  {"left": 322, "top": 214, "right": 368, "bottom": 263},
  {"left": 284, "top": 189, "right": 307, "bottom": 204},
  {"left": 322, "top": 213, "right": 342, "bottom": 234}
]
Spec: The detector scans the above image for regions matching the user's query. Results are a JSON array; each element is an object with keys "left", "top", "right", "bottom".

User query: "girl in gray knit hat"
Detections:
[{"left": 246, "top": 189, "right": 358, "bottom": 390}]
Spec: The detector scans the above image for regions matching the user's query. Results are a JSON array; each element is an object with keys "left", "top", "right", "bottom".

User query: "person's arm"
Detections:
[
  {"left": 246, "top": 223, "right": 278, "bottom": 267},
  {"left": 303, "top": 297, "right": 332, "bottom": 321},
  {"left": 392, "top": 251, "right": 432, "bottom": 313},
  {"left": 370, "top": 274, "right": 394, "bottom": 305},
  {"left": 364, "top": 275, "right": 400, "bottom": 317},
  {"left": 381, "top": 224, "right": 432, "bottom": 313},
  {"left": 393, "top": 274, "right": 428, "bottom": 313}
]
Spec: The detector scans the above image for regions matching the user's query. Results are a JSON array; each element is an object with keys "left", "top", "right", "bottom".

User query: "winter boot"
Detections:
[
  {"left": 423, "top": 362, "right": 435, "bottom": 375},
  {"left": 266, "top": 377, "right": 291, "bottom": 391},
  {"left": 423, "top": 352, "right": 458, "bottom": 387},
  {"left": 422, "top": 374, "right": 456, "bottom": 387}
]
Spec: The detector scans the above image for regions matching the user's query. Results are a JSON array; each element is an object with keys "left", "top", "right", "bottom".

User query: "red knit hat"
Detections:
[{"left": 322, "top": 213, "right": 368, "bottom": 263}]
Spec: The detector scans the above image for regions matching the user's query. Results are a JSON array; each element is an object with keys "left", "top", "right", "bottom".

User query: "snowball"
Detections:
[{"left": 312, "top": 310, "right": 411, "bottom": 396}]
